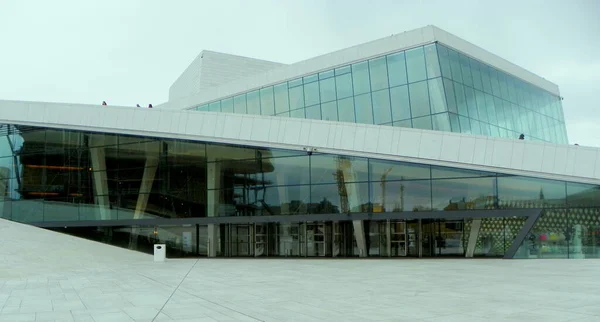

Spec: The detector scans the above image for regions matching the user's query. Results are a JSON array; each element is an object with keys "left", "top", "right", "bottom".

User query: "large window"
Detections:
[
  {"left": 191, "top": 43, "right": 567, "bottom": 144},
  {"left": 0, "top": 124, "right": 594, "bottom": 228}
]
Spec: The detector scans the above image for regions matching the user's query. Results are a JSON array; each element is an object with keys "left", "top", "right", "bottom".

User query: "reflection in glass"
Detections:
[
  {"left": 409, "top": 81, "right": 430, "bottom": 118},
  {"left": 372, "top": 89, "right": 392, "bottom": 124},
  {"left": 387, "top": 52, "right": 408, "bottom": 87},
  {"left": 405, "top": 47, "right": 427, "bottom": 83},
  {"left": 390, "top": 85, "right": 411, "bottom": 121}
]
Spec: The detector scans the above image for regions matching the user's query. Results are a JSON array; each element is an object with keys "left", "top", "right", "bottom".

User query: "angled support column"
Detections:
[
  {"left": 207, "top": 160, "right": 222, "bottom": 257},
  {"left": 465, "top": 219, "right": 482, "bottom": 258},
  {"left": 340, "top": 158, "right": 367, "bottom": 257},
  {"left": 133, "top": 156, "right": 159, "bottom": 219},
  {"left": 90, "top": 144, "right": 110, "bottom": 220},
  {"left": 503, "top": 209, "right": 543, "bottom": 259}
]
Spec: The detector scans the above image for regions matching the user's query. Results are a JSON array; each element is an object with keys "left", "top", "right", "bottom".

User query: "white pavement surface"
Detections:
[{"left": 1, "top": 219, "right": 600, "bottom": 322}]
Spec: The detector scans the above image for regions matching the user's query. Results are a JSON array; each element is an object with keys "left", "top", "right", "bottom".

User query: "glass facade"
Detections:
[
  {"left": 0, "top": 124, "right": 596, "bottom": 259},
  {"left": 192, "top": 43, "right": 567, "bottom": 144}
]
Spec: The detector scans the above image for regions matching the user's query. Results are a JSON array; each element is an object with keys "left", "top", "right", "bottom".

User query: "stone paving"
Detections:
[{"left": 1, "top": 219, "right": 600, "bottom": 322}]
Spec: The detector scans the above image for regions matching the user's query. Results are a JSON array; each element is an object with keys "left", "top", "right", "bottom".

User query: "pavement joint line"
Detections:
[{"left": 151, "top": 259, "right": 200, "bottom": 322}]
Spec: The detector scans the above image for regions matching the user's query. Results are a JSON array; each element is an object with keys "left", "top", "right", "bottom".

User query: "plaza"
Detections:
[{"left": 1, "top": 218, "right": 600, "bottom": 322}]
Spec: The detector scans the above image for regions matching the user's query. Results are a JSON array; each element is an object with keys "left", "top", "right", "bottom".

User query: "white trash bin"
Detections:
[{"left": 154, "top": 244, "right": 166, "bottom": 262}]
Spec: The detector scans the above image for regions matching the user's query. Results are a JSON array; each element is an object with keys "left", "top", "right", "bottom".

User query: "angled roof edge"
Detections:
[
  {"left": 1, "top": 100, "right": 597, "bottom": 185},
  {"left": 158, "top": 25, "right": 559, "bottom": 111}
]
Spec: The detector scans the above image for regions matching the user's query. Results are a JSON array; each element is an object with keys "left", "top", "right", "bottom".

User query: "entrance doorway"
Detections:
[{"left": 408, "top": 219, "right": 466, "bottom": 257}]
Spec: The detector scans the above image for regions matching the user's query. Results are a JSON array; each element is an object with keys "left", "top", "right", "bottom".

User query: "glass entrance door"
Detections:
[{"left": 411, "top": 219, "right": 466, "bottom": 257}]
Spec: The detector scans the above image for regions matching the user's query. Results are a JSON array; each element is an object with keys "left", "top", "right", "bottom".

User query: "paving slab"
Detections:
[{"left": 1, "top": 219, "right": 600, "bottom": 321}]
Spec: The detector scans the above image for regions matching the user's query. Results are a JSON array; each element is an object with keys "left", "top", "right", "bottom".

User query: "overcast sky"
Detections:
[{"left": 0, "top": 0, "right": 598, "bottom": 146}]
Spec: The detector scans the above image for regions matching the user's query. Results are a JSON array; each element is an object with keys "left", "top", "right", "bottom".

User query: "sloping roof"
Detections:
[{"left": 1, "top": 99, "right": 598, "bottom": 185}]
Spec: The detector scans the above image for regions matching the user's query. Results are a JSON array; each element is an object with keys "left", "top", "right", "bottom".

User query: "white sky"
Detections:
[{"left": 0, "top": 0, "right": 598, "bottom": 146}]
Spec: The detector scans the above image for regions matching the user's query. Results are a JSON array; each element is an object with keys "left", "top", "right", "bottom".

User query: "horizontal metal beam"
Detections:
[{"left": 28, "top": 208, "right": 542, "bottom": 228}]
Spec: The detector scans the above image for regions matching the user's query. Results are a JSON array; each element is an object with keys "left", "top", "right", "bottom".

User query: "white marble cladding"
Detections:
[
  {"left": 168, "top": 50, "right": 285, "bottom": 102},
  {"left": 1, "top": 100, "right": 597, "bottom": 185},
  {"left": 160, "top": 25, "right": 560, "bottom": 111}
]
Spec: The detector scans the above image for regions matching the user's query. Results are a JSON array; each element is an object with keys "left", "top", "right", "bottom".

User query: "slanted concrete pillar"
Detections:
[
  {"left": 133, "top": 156, "right": 159, "bottom": 219},
  {"left": 207, "top": 160, "right": 222, "bottom": 257},
  {"left": 339, "top": 157, "right": 367, "bottom": 257},
  {"left": 353, "top": 220, "right": 368, "bottom": 257},
  {"left": 90, "top": 145, "right": 110, "bottom": 220},
  {"left": 466, "top": 219, "right": 482, "bottom": 258}
]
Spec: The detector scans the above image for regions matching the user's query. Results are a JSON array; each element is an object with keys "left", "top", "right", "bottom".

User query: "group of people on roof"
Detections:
[{"left": 102, "top": 101, "right": 152, "bottom": 108}]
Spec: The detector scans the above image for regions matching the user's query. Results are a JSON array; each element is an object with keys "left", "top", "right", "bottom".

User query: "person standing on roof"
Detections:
[
  {"left": 148, "top": 104, "right": 153, "bottom": 108},
  {"left": 102, "top": 101, "right": 107, "bottom": 106}
]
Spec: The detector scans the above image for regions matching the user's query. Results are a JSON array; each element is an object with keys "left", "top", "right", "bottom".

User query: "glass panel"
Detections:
[
  {"left": 319, "top": 70, "right": 334, "bottom": 80},
  {"left": 310, "top": 183, "right": 369, "bottom": 213},
  {"left": 432, "top": 177, "right": 496, "bottom": 210},
  {"left": 437, "top": 44, "right": 452, "bottom": 78},
  {"left": 459, "top": 54, "right": 473, "bottom": 87},
  {"left": 485, "top": 94, "right": 498, "bottom": 124},
  {"left": 310, "top": 155, "right": 368, "bottom": 184},
  {"left": 498, "top": 176, "right": 566, "bottom": 208},
  {"left": 406, "top": 47, "right": 427, "bottom": 83},
  {"left": 246, "top": 90, "right": 260, "bottom": 115},
  {"left": 290, "top": 108, "right": 305, "bottom": 119},
  {"left": 289, "top": 78, "right": 303, "bottom": 88},
  {"left": 354, "top": 93, "right": 374, "bottom": 124},
  {"left": 338, "top": 97, "right": 356, "bottom": 123},
  {"left": 567, "top": 183, "right": 600, "bottom": 207},
  {"left": 335, "top": 73, "right": 353, "bottom": 99},
  {"left": 387, "top": 52, "right": 408, "bottom": 87},
  {"left": 428, "top": 78, "right": 447, "bottom": 114},
  {"left": 449, "top": 113, "right": 461, "bottom": 132},
  {"left": 432, "top": 113, "right": 451, "bottom": 132},
  {"left": 321, "top": 101, "right": 338, "bottom": 122},
  {"left": 481, "top": 65, "right": 493, "bottom": 94},
  {"left": 289, "top": 86, "right": 305, "bottom": 110},
  {"left": 431, "top": 166, "right": 493, "bottom": 179},
  {"left": 260, "top": 87, "right": 275, "bottom": 116},
  {"left": 459, "top": 116, "right": 471, "bottom": 134},
  {"left": 369, "top": 57, "right": 389, "bottom": 91},
  {"left": 264, "top": 185, "right": 310, "bottom": 215},
  {"left": 335, "top": 65, "right": 351, "bottom": 76},
  {"left": 352, "top": 61, "right": 370, "bottom": 95},
  {"left": 305, "top": 104, "right": 321, "bottom": 120},
  {"left": 208, "top": 102, "right": 221, "bottom": 112},
  {"left": 424, "top": 44, "right": 441, "bottom": 78},
  {"left": 274, "top": 83, "right": 290, "bottom": 114},
  {"left": 475, "top": 90, "right": 488, "bottom": 123},
  {"left": 369, "top": 160, "right": 430, "bottom": 181},
  {"left": 372, "top": 89, "right": 392, "bottom": 124},
  {"left": 393, "top": 119, "right": 412, "bottom": 128},
  {"left": 443, "top": 78, "right": 458, "bottom": 114},
  {"left": 304, "top": 81, "right": 320, "bottom": 107},
  {"left": 470, "top": 119, "right": 482, "bottom": 135},
  {"left": 448, "top": 48, "right": 462, "bottom": 83},
  {"left": 370, "top": 180, "right": 432, "bottom": 212},
  {"left": 515, "top": 209, "right": 568, "bottom": 259},
  {"left": 319, "top": 77, "right": 336, "bottom": 103},
  {"left": 390, "top": 85, "right": 411, "bottom": 121},
  {"left": 454, "top": 82, "right": 468, "bottom": 117},
  {"left": 464, "top": 87, "right": 479, "bottom": 120},
  {"left": 303, "top": 74, "right": 318, "bottom": 84},
  {"left": 233, "top": 94, "right": 246, "bottom": 114},
  {"left": 470, "top": 58, "right": 483, "bottom": 91},
  {"left": 409, "top": 81, "right": 430, "bottom": 118},
  {"left": 412, "top": 115, "right": 432, "bottom": 130}
]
